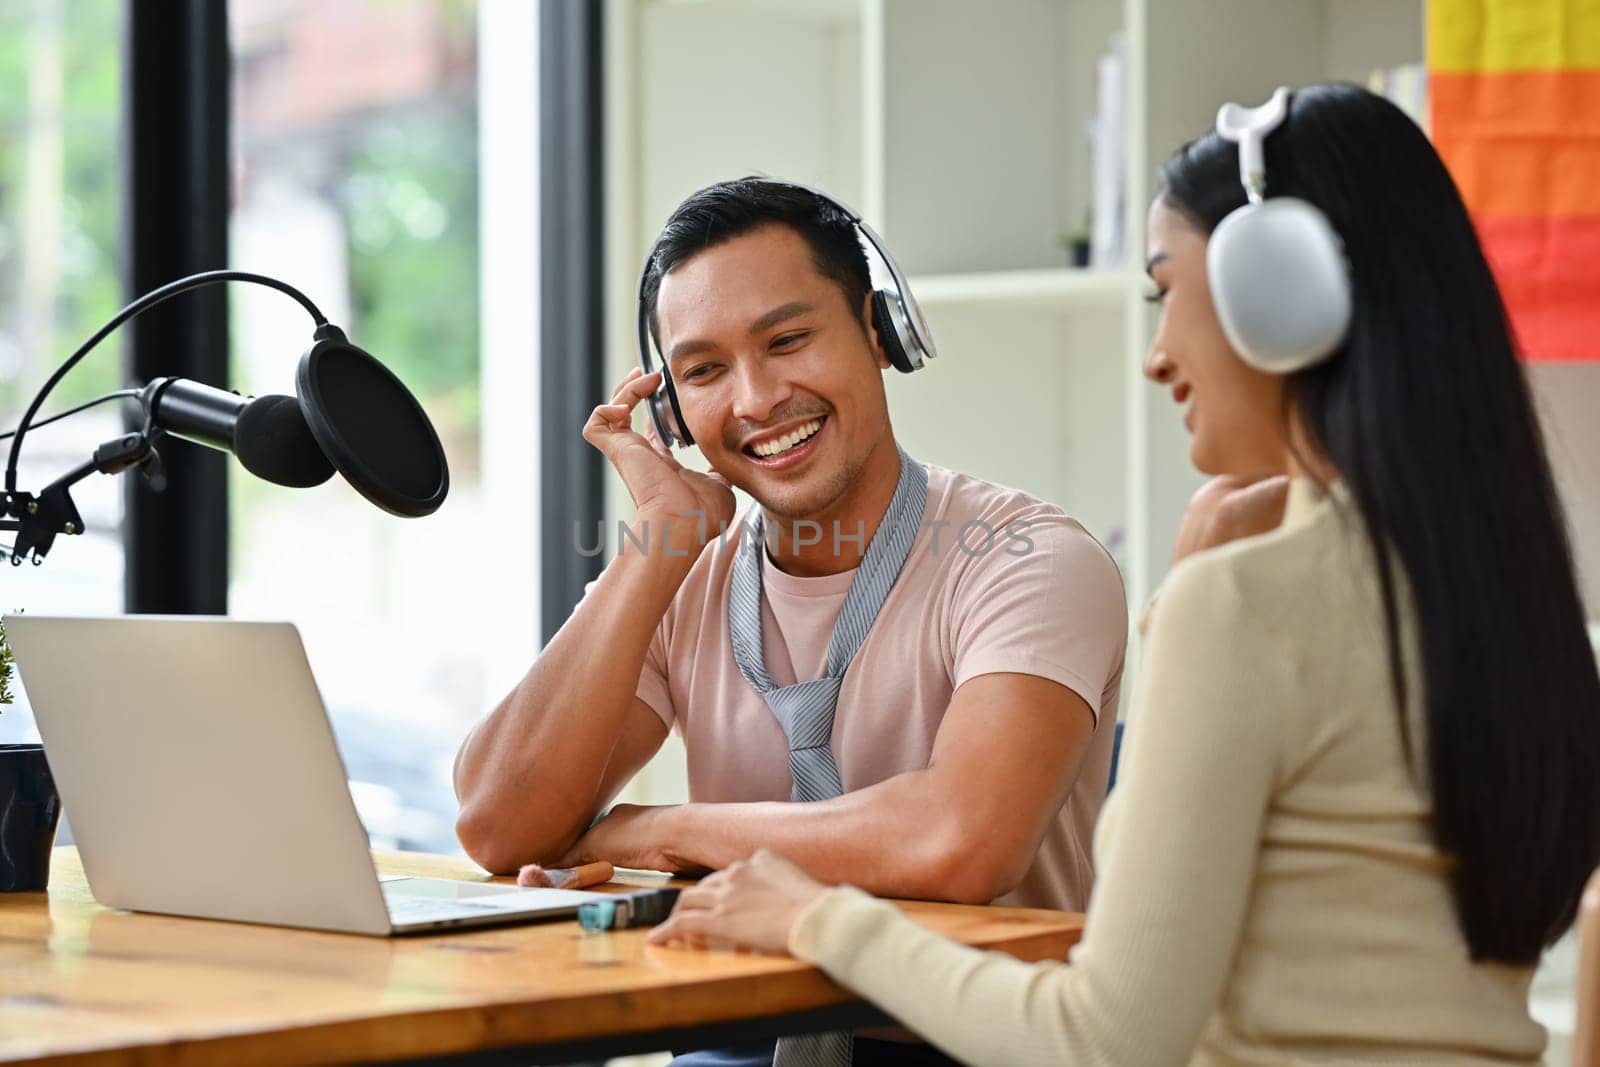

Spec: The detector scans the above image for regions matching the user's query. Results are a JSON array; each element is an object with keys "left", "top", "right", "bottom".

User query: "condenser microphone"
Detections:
[
  {"left": 1, "top": 271, "right": 450, "bottom": 568},
  {"left": 137, "top": 378, "right": 336, "bottom": 488},
  {"left": 135, "top": 324, "right": 449, "bottom": 517}
]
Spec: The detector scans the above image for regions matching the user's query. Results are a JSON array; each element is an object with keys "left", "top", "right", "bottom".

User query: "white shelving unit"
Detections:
[
  {"left": 910, "top": 268, "right": 1134, "bottom": 309},
  {"left": 598, "top": 10, "right": 1593, "bottom": 1051},
  {"left": 603, "top": 0, "right": 1431, "bottom": 646},
  {"left": 604, "top": 0, "right": 1143, "bottom": 601}
]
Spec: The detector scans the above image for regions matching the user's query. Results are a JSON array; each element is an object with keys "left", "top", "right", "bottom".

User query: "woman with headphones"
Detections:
[{"left": 648, "top": 82, "right": 1600, "bottom": 1064}]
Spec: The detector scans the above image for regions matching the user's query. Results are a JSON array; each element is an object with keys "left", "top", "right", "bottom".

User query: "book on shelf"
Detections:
[{"left": 1089, "top": 33, "right": 1126, "bottom": 270}]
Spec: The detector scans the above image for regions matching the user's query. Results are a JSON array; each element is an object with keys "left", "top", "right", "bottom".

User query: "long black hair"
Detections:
[{"left": 1160, "top": 83, "right": 1600, "bottom": 964}]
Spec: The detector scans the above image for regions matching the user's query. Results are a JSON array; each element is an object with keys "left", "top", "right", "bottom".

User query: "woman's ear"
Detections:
[{"left": 862, "top": 291, "right": 893, "bottom": 371}]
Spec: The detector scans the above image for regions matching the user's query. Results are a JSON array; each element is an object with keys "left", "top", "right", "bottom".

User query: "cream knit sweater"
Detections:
[{"left": 790, "top": 480, "right": 1545, "bottom": 1065}]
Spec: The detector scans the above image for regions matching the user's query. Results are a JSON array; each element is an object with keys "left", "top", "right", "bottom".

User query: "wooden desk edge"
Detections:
[{"left": 5, "top": 849, "right": 1084, "bottom": 1067}]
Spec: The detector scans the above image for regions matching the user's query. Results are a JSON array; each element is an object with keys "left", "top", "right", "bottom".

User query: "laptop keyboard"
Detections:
[{"left": 384, "top": 891, "right": 509, "bottom": 923}]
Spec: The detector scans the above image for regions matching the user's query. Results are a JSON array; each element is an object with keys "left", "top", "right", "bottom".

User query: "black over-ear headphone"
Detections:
[{"left": 636, "top": 179, "right": 937, "bottom": 449}]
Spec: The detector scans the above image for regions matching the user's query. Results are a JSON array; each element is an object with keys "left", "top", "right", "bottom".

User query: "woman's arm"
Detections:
[{"left": 654, "top": 555, "right": 1292, "bottom": 1065}]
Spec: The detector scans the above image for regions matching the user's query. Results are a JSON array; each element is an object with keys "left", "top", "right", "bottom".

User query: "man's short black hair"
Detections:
[{"left": 641, "top": 177, "right": 873, "bottom": 353}]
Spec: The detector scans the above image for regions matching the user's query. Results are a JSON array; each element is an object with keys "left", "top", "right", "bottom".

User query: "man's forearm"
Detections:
[
  {"left": 453, "top": 539, "right": 691, "bottom": 869},
  {"left": 652, "top": 773, "right": 1027, "bottom": 904},
  {"left": 563, "top": 675, "right": 1095, "bottom": 900}
]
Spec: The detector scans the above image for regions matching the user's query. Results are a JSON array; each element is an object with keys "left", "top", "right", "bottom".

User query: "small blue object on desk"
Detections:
[{"left": 578, "top": 887, "right": 681, "bottom": 931}]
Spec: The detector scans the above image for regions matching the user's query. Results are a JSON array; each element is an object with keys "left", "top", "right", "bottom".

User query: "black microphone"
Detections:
[
  {"left": 135, "top": 325, "right": 449, "bottom": 517},
  {"left": 137, "top": 378, "right": 336, "bottom": 488},
  {"left": 1, "top": 271, "right": 450, "bottom": 567}
]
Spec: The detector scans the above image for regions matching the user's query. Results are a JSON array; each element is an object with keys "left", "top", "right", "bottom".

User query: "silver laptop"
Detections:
[{"left": 4, "top": 614, "right": 607, "bottom": 936}]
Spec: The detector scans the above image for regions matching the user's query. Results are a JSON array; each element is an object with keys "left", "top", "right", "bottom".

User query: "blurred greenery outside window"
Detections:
[
  {"left": 0, "top": 0, "right": 125, "bottom": 748},
  {"left": 3, "top": 1, "right": 513, "bottom": 852},
  {"left": 0, "top": 0, "right": 122, "bottom": 417},
  {"left": 229, "top": 0, "right": 484, "bottom": 853}
]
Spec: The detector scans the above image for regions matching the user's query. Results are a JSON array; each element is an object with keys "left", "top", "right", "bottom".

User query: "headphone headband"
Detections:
[
  {"left": 755, "top": 180, "right": 938, "bottom": 362},
  {"left": 1215, "top": 86, "right": 1290, "bottom": 203}
]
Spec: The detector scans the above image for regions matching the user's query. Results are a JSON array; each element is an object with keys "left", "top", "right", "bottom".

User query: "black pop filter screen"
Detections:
[{"left": 295, "top": 334, "right": 449, "bottom": 517}]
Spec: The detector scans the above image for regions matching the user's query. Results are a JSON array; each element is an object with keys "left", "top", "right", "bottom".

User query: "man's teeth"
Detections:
[{"left": 751, "top": 419, "right": 823, "bottom": 458}]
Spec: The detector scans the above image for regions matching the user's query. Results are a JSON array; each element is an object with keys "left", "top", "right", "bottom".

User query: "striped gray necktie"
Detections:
[{"left": 727, "top": 447, "right": 927, "bottom": 1067}]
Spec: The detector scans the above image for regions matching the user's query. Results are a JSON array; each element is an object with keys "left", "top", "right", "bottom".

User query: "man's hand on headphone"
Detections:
[{"left": 584, "top": 368, "right": 736, "bottom": 555}]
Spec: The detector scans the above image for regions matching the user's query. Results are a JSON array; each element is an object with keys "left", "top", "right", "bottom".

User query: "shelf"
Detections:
[
  {"left": 907, "top": 268, "right": 1136, "bottom": 310},
  {"left": 644, "top": 0, "right": 859, "bottom": 25}
]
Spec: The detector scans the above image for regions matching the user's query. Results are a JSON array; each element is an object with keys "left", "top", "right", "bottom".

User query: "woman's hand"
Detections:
[
  {"left": 1172, "top": 475, "right": 1291, "bottom": 563},
  {"left": 647, "top": 849, "right": 829, "bottom": 955}
]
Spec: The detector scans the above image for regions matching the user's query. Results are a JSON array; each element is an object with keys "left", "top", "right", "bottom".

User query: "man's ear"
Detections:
[{"left": 862, "top": 291, "right": 893, "bottom": 371}]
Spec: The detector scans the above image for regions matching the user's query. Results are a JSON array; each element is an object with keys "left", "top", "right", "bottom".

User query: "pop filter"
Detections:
[{"left": 294, "top": 325, "right": 450, "bottom": 518}]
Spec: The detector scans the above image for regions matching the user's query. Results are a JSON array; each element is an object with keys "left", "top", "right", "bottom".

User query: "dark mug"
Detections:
[{"left": 0, "top": 744, "right": 62, "bottom": 891}]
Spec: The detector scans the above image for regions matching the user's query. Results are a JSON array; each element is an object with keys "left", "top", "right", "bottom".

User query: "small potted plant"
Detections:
[
  {"left": 0, "top": 617, "right": 13, "bottom": 706},
  {"left": 1061, "top": 208, "right": 1093, "bottom": 268},
  {"left": 0, "top": 615, "right": 63, "bottom": 892}
]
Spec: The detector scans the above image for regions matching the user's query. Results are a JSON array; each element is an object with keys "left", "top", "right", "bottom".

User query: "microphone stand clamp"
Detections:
[{"left": 0, "top": 428, "right": 164, "bottom": 566}]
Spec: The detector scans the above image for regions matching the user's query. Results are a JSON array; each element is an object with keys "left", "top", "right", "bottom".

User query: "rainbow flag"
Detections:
[{"left": 1428, "top": 0, "right": 1600, "bottom": 361}]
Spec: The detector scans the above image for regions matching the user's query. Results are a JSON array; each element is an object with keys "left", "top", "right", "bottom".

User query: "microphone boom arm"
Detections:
[
  {"left": 3, "top": 270, "right": 326, "bottom": 496},
  {"left": 0, "top": 268, "right": 447, "bottom": 564},
  {"left": 0, "top": 270, "right": 328, "bottom": 565}
]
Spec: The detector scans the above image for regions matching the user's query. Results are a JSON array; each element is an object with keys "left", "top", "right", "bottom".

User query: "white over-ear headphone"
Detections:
[{"left": 1208, "top": 87, "right": 1352, "bottom": 374}]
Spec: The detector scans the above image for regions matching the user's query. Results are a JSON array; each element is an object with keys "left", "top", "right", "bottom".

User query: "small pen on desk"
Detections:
[{"left": 517, "top": 860, "right": 614, "bottom": 890}]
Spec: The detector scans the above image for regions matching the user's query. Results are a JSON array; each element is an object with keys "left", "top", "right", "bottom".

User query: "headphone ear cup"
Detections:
[
  {"left": 1207, "top": 197, "right": 1353, "bottom": 374},
  {"left": 870, "top": 290, "right": 919, "bottom": 374},
  {"left": 648, "top": 373, "right": 694, "bottom": 448}
]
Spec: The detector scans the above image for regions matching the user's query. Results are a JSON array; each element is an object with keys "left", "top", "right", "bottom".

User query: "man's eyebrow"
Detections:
[
  {"left": 667, "top": 301, "right": 818, "bottom": 364},
  {"left": 667, "top": 337, "right": 716, "bottom": 364},
  {"left": 748, "top": 301, "right": 815, "bottom": 335},
  {"left": 1145, "top": 252, "right": 1168, "bottom": 276}
]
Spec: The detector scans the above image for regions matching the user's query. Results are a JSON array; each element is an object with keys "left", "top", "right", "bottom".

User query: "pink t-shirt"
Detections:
[{"left": 635, "top": 464, "right": 1127, "bottom": 912}]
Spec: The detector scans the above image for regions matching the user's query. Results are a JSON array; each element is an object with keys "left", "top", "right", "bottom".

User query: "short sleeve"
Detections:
[
  {"left": 949, "top": 513, "right": 1127, "bottom": 722},
  {"left": 636, "top": 617, "right": 674, "bottom": 729}
]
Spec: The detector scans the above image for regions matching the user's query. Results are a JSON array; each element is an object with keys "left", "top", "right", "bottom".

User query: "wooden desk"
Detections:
[{"left": 0, "top": 848, "right": 1084, "bottom": 1066}]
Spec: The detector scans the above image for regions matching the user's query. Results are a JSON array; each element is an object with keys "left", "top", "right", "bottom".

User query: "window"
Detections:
[
  {"left": 0, "top": 0, "right": 124, "bottom": 745},
  {"left": 228, "top": 0, "right": 528, "bottom": 853}
]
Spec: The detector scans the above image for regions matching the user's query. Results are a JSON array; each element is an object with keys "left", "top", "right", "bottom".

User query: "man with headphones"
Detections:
[{"left": 454, "top": 177, "right": 1126, "bottom": 1066}]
